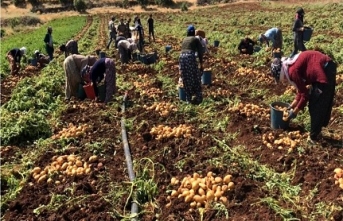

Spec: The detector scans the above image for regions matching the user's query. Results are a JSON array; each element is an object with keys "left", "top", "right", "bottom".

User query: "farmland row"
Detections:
[{"left": 0, "top": 15, "right": 100, "bottom": 216}]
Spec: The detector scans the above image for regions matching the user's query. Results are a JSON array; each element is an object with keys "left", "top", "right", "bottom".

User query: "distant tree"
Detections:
[
  {"left": 74, "top": 0, "right": 87, "bottom": 12},
  {"left": 60, "top": 0, "right": 71, "bottom": 6},
  {"left": 155, "top": 0, "right": 174, "bottom": 6},
  {"left": 137, "top": 0, "right": 148, "bottom": 7},
  {"left": 180, "top": 1, "right": 188, "bottom": 11},
  {"left": 27, "top": 0, "right": 41, "bottom": 6},
  {"left": 12, "top": 0, "right": 26, "bottom": 7}
]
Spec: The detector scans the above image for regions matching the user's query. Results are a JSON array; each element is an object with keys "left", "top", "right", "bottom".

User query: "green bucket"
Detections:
[
  {"left": 98, "top": 84, "right": 106, "bottom": 102},
  {"left": 77, "top": 83, "right": 87, "bottom": 100}
]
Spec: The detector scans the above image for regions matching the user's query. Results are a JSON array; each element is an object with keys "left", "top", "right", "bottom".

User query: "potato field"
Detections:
[{"left": 1, "top": 1, "right": 343, "bottom": 221}]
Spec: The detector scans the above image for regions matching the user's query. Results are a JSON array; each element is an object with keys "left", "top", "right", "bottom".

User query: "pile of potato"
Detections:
[
  {"left": 333, "top": 168, "right": 343, "bottom": 189},
  {"left": 205, "top": 88, "right": 232, "bottom": 98},
  {"left": 284, "top": 86, "right": 297, "bottom": 95},
  {"left": 262, "top": 131, "right": 306, "bottom": 150},
  {"left": 166, "top": 172, "right": 234, "bottom": 209},
  {"left": 52, "top": 123, "right": 92, "bottom": 140},
  {"left": 140, "top": 87, "right": 163, "bottom": 97},
  {"left": 144, "top": 102, "right": 177, "bottom": 116},
  {"left": 150, "top": 124, "right": 192, "bottom": 140},
  {"left": 336, "top": 74, "right": 343, "bottom": 84},
  {"left": 31, "top": 155, "right": 98, "bottom": 184},
  {"left": 229, "top": 102, "right": 270, "bottom": 118}
]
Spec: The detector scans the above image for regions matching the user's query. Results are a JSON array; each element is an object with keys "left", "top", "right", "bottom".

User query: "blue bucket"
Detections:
[
  {"left": 270, "top": 102, "right": 290, "bottom": 130},
  {"left": 202, "top": 70, "right": 212, "bottom": 85},
  {"left": 179, "top": 87, "right": 186, "bottom": 101},
  {"left": 303, "top": 27, "right": 313, "bottom": 42},
  {"left": 138, "top": 54, "right": 148, "bottom": 64},
  {"left": 147, "top": 53, "right": 156, "bottom": 64},
  {"left": 214, "top": 40, "right": 220, "bottom": 47},
  {"left": 99, "top": 52, "right": 106, "bottom": 58},
  {"left": 165, "top": 45, "right": 172, "bottom": 53}
]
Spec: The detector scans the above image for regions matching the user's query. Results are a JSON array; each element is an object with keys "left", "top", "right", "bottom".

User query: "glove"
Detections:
[{"left": 283, "top": 109, "right": 297, "bottom": 121}]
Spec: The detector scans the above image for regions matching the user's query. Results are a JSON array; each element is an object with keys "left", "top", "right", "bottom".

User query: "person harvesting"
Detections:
[
  {"left": 179, "top": 25, "right": 204, "bottom": 105},
  {"left": 270, "top": 50, "right": 336, "bottom": 145}
]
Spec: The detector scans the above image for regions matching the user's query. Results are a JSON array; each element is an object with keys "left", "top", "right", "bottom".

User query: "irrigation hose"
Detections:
[{"left": 120, "top": 91, "right": 139, "bottom": 221}]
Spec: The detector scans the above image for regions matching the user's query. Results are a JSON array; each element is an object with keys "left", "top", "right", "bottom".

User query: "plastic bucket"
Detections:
[
  {"left": 303, "top": 27, "right": 313, "bottom": 42},
  {"left": 138, "top": 54, "right": 148, "bottom": 64},
  {"left": 147, "top": 53, "right": 156, "bottom": 64},
  {"left": 214, "top": 40, "right": 220, "bottom": 47},
  {"left": 83, "top": 84, "right": 96, "bottom": 99},
  {"left": 179, "top": 87, "right": 186, "bottom": 101},
  {"left": 31, "top": 58, "right": 38, "bottom": 66},
  {"left": 165, "top": 45, "right": 172, "bottom": 53},
  {"left": 202, "top": 70, "right": 212, "bottom": 85},
  {"left": 98, "top": 84, "right": 106, "bottom": 102},
  {"left": 99, "top": 51, "right": 106, "bottom": 58},
  {"left": 77, "top": 83, "right": 87, "bottom": 100},
  {"left": 270, "top": 101, "right": 290, "bottom": 130}
]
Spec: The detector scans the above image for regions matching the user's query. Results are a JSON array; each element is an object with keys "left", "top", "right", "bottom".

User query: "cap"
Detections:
[
  {"left": 187, "top": 25, "right": 195, "bottom": 32},
  {"left": 20, "top": 47, "right": 27, "bottom": 55}
]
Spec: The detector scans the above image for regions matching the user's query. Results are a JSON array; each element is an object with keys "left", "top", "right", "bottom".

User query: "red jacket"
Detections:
[{"left": 288, "top": 51, "right": 331, "bottom": 110}]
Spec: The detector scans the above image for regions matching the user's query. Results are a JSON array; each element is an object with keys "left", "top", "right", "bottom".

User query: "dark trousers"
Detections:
[
  {"left": 107, "top": 32, "right": 116, "bottom": 49},
  {"left": 308, "top": 61, "right": 336, "bottom": 140},
  {"left": 290, "top": 38, "right": 306, "bottom": 58}
]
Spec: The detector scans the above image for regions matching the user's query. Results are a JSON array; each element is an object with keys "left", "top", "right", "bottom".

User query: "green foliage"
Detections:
[
  {"left": 0, "top": 16, "right": 86, "bottom": 77},
  {"left": 74, "top": 0, "right": 87, "bottom": 12},
  {"left": 0, "top": 109, "right": 52, "bottom": 145},
  {"left": 180, "top": 2, "right": 188, "bottom": 11}
]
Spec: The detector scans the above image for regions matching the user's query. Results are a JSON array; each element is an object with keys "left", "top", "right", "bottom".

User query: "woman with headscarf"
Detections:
[
  {"left": 44, "top": 26, "right": 54, "bottom": 61},
  {"left": 270, "top": 50, "right": 336, "bottom": 145},
  {"left": 6, "top": 47, "right": 27, "bottom": 75},
  {"left": 237, "top": 36, "right": 256, "bottom": 55},
  {"left": 290, "top": 8, "right": 306, "bottom": 57},
  {"left": 63, "top": 54, "right": 97, "bottom": 100},
  {"left": 86, "top": 58, "right": 116, "bottom": 104},
  {"left": 179, "top": 25, "right": 204, "bottom": 105}
]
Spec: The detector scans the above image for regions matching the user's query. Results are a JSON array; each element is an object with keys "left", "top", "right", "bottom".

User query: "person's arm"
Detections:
[
  {"left": 195, "top": 38, "right": 203, "bottom": 68},
  {"left": 290, "top": 71, "right": 308, "bottom": 112},
  {"left": 292, "top": 19, "right": 303, "bottom": 32}
]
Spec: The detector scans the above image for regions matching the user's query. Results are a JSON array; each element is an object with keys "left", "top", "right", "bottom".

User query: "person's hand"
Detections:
[
  {"left": 299, "top": 27, "right": 304, "bottom": 31},
  {"left": 283, "top": 109, "right": 297, "bottom": 121},
  {"left": 199, "top": 63, "right": 204, "bottom": 72},
  {"left": 242, "top": 49, "right": 247, "bottom": 52}
]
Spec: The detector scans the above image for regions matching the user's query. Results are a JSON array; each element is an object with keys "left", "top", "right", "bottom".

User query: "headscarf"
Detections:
[
  {"left": 270, "top": 54, "right": 301, "bottom": 89},
  {"left": 187, "top": 25, "right": 195, "bottom": 36}
]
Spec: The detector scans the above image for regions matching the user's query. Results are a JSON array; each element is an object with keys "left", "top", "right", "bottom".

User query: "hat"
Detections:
[
  {"left": 271, "top": 58, "right": 282, "bottom": 83},
  {"left": 20, "top": 47, "right": 27, "bottom": 55},
  {"left": 296, "top": 7, "right": 305, "bottom": 14},
  {"left": 34, "top": 50, "right": 40, "bottom": 54},
  {"left": 187, "top": 25, "right": 195, "bottom": 33}
]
